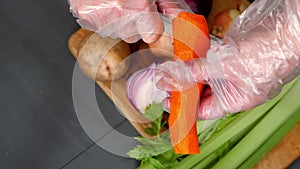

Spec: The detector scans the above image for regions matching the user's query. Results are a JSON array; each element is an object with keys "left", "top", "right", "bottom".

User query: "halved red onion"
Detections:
[{"left": 126, "top": 63, "right": 168, "bottom": 113}]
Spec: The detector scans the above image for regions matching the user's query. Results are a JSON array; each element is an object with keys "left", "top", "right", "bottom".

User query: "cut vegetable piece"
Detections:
[
  {"left": 169, "top": 87, "right": 200, "bottom": 154},
  {"left": 173, "top": 12, "right": 210, "bottom": 61},
  {"left": 169, "top": 12, "right": 210, "bottom": 154}
]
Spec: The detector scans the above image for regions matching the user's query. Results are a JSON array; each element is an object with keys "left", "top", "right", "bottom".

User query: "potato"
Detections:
[{"left": 77, "top": 33, "right": 131, "bottom": 81}]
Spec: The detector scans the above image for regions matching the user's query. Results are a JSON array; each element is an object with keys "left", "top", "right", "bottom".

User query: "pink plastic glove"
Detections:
[
  {"left": 69, "top": 0, "right": 191, "bottom": 43},
  {"left": 156, "top": 0, "right": 300, "bottom": 119}
]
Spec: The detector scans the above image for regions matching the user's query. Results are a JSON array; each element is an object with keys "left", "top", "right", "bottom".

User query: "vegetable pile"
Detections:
[
  {"left": 127, "top": 76, "right": 300, "bottom": 169},
  {"left": 126, "top": 7, "right": 300, "bottom": 169}
]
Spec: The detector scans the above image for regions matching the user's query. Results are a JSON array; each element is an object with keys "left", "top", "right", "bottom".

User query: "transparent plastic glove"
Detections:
[
  {"left": 69, "top": 0, "right": 191, "bottom": 43},
  {"left": 156, "top": 0, "right": 300, "bottom": 119}
]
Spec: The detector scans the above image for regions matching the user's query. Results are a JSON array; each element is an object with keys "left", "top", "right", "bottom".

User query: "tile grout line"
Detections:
[{"left": 59, "top": 119, "right": 128, "bottom": 169}]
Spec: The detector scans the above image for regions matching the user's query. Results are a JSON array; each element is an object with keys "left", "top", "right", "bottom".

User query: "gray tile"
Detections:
[
  {"left": 0, "top": 0, "right": 125, "bottom": 169},
  {"left": 62, "top": 140, "right": 139, "bottom": 169},
  {"left": 288, "top": 157, "right": 300, "bottom": 169},
  {"left": 62, "top": 120, "right": 141, "bottom": 169}
]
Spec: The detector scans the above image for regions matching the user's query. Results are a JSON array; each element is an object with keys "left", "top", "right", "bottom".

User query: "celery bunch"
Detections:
[
  {"left": 128, "top": 76, "right": 300, "bottom": 169},
  {"left": 176, "top": 76, "right": 300, "bottom": 169}
]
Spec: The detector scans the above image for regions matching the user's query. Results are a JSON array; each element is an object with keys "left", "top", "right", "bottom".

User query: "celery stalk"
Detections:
[
  {"left": 174, "top": 110, "right": 261, "bottom": 169},
  {"left": 192, "top": 119, "right": 256, "bottom": 169},
  {"left": 191, "top": 151, "right": 216, "bottom": 169},
  {"left": 174, "top": 77, "right": 297, "bottom": 169},
  {"left": 211, "top": 77, "right": 300, "bottom": 169},
  {"left": 173, "top": 102, "right": 271, "bottom": 169},
  {"left": 238, "top": 107, "right": 300, "bottom": 169}
]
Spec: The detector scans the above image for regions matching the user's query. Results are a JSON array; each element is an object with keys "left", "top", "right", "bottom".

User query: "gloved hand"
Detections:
[
  {"left": 156, "top": 0, "right": 300, "bottom": 119},
  {"left": 69, "top": 0, "right": 191, "bottom": 43}
]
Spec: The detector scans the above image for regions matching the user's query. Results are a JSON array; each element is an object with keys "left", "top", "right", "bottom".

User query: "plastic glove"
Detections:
[
  {"left": 69, "top": 0, "right": 191, "bottom": 43},
  {"left": 156, "top": 0, "right": 300, "bottom": 119}
]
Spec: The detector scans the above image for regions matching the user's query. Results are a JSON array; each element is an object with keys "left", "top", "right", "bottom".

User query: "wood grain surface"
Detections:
[{"left": 68, "top": 28, "right": 300, "bottom": 169}]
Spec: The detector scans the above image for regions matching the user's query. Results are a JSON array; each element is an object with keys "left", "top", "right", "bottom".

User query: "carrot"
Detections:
[{"left": 169, "top": 12, "right": 210, "bottom": 154}]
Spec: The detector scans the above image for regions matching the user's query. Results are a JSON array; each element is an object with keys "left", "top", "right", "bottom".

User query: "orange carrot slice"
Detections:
[{"left": 169, "top": 12, "right": 210, "bottom": 154}]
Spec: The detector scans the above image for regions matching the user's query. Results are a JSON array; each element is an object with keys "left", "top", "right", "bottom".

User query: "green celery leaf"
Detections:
[
  {"left": 156, "top": 149, "right": 182, "bottom": 169},
  {"left": 144, "top": 103, "right": 165, "bottom": 136},
  {"left": 144, "top": 127, "right": 156, "bottom": 136},
  {"left": 144, "top": 102, "right": 164, "bottom": 121},
  {"left": 137, "top": 162, "right": 157, "bottom": 169},
  {"left": 127, "top": 133, "right": 172, "bottom": 159},
  {"left": 138, "top": 158, "right": 164, "bottom": 169}
]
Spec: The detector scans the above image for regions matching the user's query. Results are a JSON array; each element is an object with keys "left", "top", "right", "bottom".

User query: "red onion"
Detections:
[{"left": 126, "top": 63, "right": 168, "bottom": 113}]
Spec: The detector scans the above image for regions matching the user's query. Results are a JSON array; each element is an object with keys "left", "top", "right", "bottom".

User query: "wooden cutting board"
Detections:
[
  {"left": 68, "top": 29, "right": 300, "bottom": 169},
  {"left": 68, "top": 29, "right": 155, "bottom": 138}
]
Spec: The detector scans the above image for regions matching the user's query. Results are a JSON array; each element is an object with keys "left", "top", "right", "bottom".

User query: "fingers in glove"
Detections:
[
  {"left": 137, "top": 12, "right": 164, "bottom": 43},
  {"left": 70, "top": 0, "right": 163, "bottom": 43},
  {"left": 197, "top": 94, "right": 225, "bottom": 120},
  {"left": 156, "top": 60, "right": 195, "bottom": 91},
  {"left": 196, "top": 81, "right": 243, "bottom": 119},
  {"left": 121, "top": 0, "right": 163, "bottom": 43},
  {"left": 121, "top": 0, "right": 156, "bottom": 11},
  {"left": 186, "top": 59, "right": 209, "bottom": 83},
  {"left": 114, "top": 19, "right": 141, "bottom": 43},
  {"left": 156, "top": 0, "right": 192, "bottom": 18}
]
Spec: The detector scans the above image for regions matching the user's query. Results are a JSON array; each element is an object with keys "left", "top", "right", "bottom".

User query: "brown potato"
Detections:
[{"left": 77, "top": 33, "right": 131, "bottom": 81}]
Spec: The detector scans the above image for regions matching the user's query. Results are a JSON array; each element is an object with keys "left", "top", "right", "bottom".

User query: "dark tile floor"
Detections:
[
  {"left": 0, "top": 0, "right": 298, "bottom": 169},
  {"left": 0, "top": 0, "right": 138, "bottom": 168}
]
